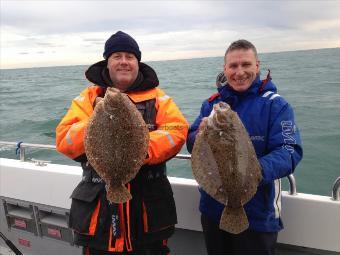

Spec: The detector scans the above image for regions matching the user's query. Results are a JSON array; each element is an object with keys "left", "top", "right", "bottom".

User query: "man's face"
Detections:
[
  {"left": 107, "top": 52, "right": 139, "bottom": 92},
  {"left": 224, "top": 49, "right": 260, "bottom": 92}
]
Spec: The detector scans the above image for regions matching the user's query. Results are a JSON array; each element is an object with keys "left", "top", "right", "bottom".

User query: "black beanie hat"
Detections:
[{"left": 103, "top": 31, "right": 141, "bottom": 61}]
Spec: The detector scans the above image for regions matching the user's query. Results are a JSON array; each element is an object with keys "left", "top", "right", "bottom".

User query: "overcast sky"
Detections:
[{"left": 1, "top": 1, "right": 340, "bottom": 69}]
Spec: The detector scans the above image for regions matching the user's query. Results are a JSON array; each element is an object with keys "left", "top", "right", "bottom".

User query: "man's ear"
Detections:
[{"left": 256, "top": 60, "right": 260, "bottom": 74}]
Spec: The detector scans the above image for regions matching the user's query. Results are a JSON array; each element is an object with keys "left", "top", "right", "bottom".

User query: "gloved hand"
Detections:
[{"left": 216, "top": 72, "right": 227, "bottom": 88}]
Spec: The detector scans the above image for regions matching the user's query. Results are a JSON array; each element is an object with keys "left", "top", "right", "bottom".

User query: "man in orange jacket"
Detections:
[{"left": 56, "top": 31, "right": 188, "bottom": 255}]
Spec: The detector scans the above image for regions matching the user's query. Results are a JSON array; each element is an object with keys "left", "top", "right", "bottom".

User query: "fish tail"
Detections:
[
  {"left": 219, "top": 205, "right": 249, "bottom": 234},
  {"left": 106, "top": 185, "right": 132, "bottom": 203}
]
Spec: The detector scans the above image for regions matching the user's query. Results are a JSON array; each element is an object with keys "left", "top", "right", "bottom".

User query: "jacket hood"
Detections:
[
  {"left": 218, "top": 74, "right": 277, "bottom": 100},
  {"left": 85, "top": 60, "right": 159, "bottom": 92}
]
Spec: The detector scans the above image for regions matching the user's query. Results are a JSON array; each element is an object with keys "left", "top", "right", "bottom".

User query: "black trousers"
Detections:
[
  {"left": 201, "top": 214, "right": 277, "bottom": 255},
  {"left": 82, "top": 240, "right": 170, "bottom": 255}
]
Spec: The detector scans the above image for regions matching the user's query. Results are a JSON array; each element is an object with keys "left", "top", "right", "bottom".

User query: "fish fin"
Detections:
[
  {"left": 106, "top": 185, "right": 132, "bottom": 203},
  {"left": 219, "top": 205, "right": 249, "bottom": 234}
]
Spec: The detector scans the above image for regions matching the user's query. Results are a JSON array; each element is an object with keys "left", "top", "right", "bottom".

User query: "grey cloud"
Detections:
[
  {"left": 36, "top": 42, "right": 52, "bottom": 45},
  {"left": 83, "top": 38, "right": 104, "bottom": 42},
  {"left": 2, "top": 0, "right": 340, "bottom": 61},
  {"left": 37, "top": 42, "right": 65, "bottom": 48},
  {"left": 0, "top": 2, "right": 307, "bottom": 34},
  {"left": 2, "top": 1, "right": 340, "bottom": 37},
  {"left": 83, "top": 38, "right": 105, "bottom": 46}
]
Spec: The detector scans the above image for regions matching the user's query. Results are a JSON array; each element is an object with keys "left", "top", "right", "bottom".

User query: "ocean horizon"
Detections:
[{"left": 1, "top": 46, "right": 339, "bottom": 70}]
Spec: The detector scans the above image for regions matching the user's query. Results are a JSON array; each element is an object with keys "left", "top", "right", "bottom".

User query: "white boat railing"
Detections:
[{"left": 0, "top": 141, "right": 339, "bottom": 201}]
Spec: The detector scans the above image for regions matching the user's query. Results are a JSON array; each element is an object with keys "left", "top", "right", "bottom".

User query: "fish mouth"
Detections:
[
  {"left": 209, "top": 102, "right": 231, "bottom": 127},
  {"left": 214, "top": 102, "right": 231, "bottom": 112}
]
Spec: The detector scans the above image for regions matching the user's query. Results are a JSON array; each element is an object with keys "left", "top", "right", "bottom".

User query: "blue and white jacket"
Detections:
[{"left": 186, "top": 75, "right": 303, "bottom": 232}]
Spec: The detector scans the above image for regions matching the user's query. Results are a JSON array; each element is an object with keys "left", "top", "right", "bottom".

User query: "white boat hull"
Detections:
[{"left": 1, "top": 158, "right": 339, "bottom": 254}]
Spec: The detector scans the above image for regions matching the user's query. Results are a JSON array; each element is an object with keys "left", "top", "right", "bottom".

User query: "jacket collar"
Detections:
[
  {"left": 85, "top": 60, "right": 159, "bottom": 92},
  {"left": 218, "top": 75, "right": 277, "bottom": 100}
]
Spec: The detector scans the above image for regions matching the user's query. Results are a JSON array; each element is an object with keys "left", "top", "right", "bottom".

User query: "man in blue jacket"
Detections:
[{"left": 187, "top": 39, "right": 303, "bottom": 255}]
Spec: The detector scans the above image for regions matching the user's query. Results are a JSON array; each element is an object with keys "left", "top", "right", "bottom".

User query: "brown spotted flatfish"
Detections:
[
  {"left": 191, "top": 101, "right": 262, "bottom": 234},
  {"left": 84, "top": 87, "right": 149, "bottom": 203}
]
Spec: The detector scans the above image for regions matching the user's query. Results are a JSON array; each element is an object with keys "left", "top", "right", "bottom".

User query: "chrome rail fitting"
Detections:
[
  {"left": 0, "top": 141, "right": 55, "bottom": 162},
  {"left": 287, "top": 174, "right": 297, "bottom": 196},
  {"left": 0, "top": 141, "right": 299, "bottom": 195},
  {"left": 331, "top": 177, "right": 340, "bottom": 201}
]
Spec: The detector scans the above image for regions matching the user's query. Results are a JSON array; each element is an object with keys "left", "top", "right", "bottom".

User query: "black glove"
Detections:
[{"left": 216, "top": 72, "right": 227, "bottom": 88}]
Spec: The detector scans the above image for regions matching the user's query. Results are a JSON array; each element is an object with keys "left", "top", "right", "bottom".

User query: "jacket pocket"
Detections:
[
  {"left": 142, "top": 177, "right": 177, "bottom": 233},
  {"left": 69, "top": 181, "right": 104, "bottom": 235}
]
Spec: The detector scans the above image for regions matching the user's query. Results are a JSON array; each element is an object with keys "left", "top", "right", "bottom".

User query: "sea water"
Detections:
[{"left": 1, "top": 47, "right": 339, "bottom": 196}]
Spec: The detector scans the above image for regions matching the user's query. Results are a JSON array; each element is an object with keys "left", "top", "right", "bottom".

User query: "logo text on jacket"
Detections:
[{"left": 281, "top": 120, "right": 296, "bottom": 153}]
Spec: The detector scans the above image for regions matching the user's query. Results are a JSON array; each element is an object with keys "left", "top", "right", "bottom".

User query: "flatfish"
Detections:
[
  {"left": 84, "top": 87, "right": 149, "bottom": 203},
  {"left": 191, "top": 102, "right": 262, "bottom": 234}
]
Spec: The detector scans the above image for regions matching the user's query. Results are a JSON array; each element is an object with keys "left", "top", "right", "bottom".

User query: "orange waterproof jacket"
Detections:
[
  {"left": 56, "top": 85, "right": 188, "bottom": 165},
  {"left": 56, "top": 61, "right": 188, "bottom": 252}
]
